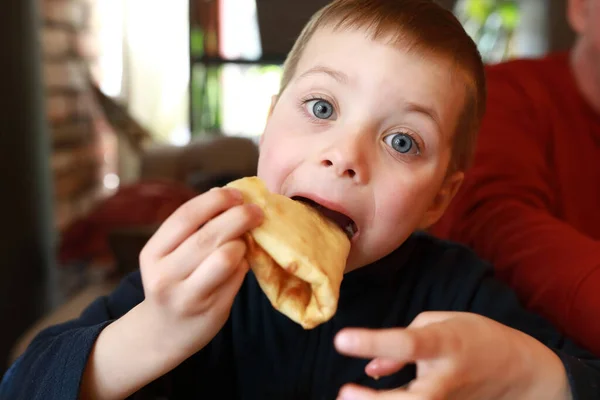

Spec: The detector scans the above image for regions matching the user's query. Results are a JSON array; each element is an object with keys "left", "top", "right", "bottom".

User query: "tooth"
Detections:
[{"left": 344, "top": 223, "right": 355, "bottom": 238}]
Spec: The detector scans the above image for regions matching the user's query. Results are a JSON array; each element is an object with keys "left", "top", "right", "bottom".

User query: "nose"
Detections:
[{"left": 319, "top": 133, "right": 370, "bottom": 183}]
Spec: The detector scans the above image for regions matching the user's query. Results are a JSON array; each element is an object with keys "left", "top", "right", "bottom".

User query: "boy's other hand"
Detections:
[
  {"left": 334, "top": 312, "right": 572, "bottom": 400},
  {"left": 138, "top": 187, "right": 263, "bottom": 356}
]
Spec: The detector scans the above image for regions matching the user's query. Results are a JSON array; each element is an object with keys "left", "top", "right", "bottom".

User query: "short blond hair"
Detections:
[{"left": 280, "top": 0, "right": 486, "bottom": 172}]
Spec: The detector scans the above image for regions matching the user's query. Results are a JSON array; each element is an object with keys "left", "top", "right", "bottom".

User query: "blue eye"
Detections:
[
  {"left": 306, "top": 99, "right": 335, "bottom": 119},
  {"left": 384, "top": 133, "right": 418, "bottom": 154}
]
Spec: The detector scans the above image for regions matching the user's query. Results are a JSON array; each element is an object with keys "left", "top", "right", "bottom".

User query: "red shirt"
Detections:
[{"left": 433, "top": 52, "right": 600, "bottom": 355}]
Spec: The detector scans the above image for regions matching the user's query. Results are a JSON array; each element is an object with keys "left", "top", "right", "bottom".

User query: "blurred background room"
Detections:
[{"left": 0, "top": 0, "right": 578, "bottom": 376}]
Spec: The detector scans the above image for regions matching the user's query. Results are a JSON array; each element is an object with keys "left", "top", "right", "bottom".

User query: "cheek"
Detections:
[
  {"left": 257, "top": 137, "right": 286, "bottom": 192},
  {"left": 586, "top": 5, "right": 600, "bottom": 49},
  {"left": 373, "top": 190, "right": 420, "bottom": 232},
  {"left": 370, "top": 173, "right": 439, "bottom": 237},
  {"left": 594, "top": 26, "right": 600, "bottom": 51},
  {"left": 257, "top": 130, "right": 302, "bottom": 193},
  {"left": 257, "top": 105, "right": 309, "bottom": 191}
]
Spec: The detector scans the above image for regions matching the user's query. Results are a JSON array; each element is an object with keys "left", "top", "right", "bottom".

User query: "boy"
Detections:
[{"left": 2, "top": 0, "right": 599, "bottom": 399}]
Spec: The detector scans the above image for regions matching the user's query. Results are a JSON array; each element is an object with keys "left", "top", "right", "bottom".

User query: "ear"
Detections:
[
  {"left": 418, "top": 171, "right": 464, "bottom": 230},
  {"left": 260, "top": 95, "right": 279, "bottom": 147},
  {"left": 567, "top": 0, "right": 588, "bottom": 34}
]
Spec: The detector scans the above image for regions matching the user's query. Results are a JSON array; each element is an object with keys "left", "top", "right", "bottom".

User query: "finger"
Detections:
[
  {"left": 142, "top": 188, "right": 244, "bottom": 260},
  {"left": 338, "top": 384, "right": 415, "bottom": 400},
  {"left": 335, "top": 325, "right": 449, "bottom": 361},
  {"left": 215, "top": 258, "right": 250, "bottom": 307},
  {"left": 182, "top": 239, "right": 248, "bottom": 299},
  {"left": 365, "top": 358, "right": 408, "bottom": 378},
  {"left": 162, "top": 202, "right": 262, "bottom": 280},
  {"left": 170, "top": 246, "right": 248, "bottom": 317},
  {"left": 409, "top": 311, "right": 456, "bottom": 328}
]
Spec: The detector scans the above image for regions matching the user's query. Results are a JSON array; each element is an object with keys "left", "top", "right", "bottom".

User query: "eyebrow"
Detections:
[
  {"left": 297, "top": 65, "right": 350, "bottom": 85},
  {"left": 404, "top": 101, "right": 442, "bottom": 132},
  {"left": 298, "top": 65, "right": 443, "bottom": 133}
]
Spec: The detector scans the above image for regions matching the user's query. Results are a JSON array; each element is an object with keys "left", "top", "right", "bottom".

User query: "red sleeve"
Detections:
[{"left": 433, "top": 66, "right": 600, "bottom": 355}]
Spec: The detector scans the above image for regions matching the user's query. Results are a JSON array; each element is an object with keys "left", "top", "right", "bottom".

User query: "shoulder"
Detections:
[
  {"left": 486, "top": 52, "right": 568, "bottom": 82},
  {"left": 477, "top": 52, "right": 575, "bottom": 142},
  {"left": 484, "top": 52, "right": 571, "bottom": 101}
]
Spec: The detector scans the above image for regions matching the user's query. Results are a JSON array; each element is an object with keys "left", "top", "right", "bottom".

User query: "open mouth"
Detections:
[{"left": 292, "top": 196, "right": 358, "bottom": 240}]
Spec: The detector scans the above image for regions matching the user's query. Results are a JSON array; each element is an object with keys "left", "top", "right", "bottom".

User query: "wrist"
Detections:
[
  {"left": 80, "top": 301, "right": 189, "bottom": 400},
  {"left": 124, "top": 300, "right": 195, "bottom": 365}
]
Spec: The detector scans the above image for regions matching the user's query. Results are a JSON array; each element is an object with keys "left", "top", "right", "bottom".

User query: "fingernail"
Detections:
[
  {"left": 335, "top": 331, "right": 357, "bottom": 351},
  {"left": 337, "top": 387, "right": 357, "bottom": 400},
  {"left": 366, "top": 360, "right": 379, "bottom": 372}
]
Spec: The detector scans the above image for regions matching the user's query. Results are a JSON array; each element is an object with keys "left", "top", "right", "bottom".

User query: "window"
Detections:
[{"left": 191, "top": 0, "right": 283, "bottom": 138}]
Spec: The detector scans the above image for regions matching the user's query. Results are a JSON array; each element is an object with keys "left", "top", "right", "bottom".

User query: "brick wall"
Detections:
[{"left": 41, "top": 0, "right": 107, "bottom": 231}]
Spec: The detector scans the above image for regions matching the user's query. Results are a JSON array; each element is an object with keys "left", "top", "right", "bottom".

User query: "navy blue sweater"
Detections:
[{"left": 2, "top": 233, "right": 600, "bottom": 399}]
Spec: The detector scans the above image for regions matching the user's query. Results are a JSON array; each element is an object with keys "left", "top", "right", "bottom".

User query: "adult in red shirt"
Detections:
[{"left": 433, "top": 0, "right": 600, "bottom": 355}]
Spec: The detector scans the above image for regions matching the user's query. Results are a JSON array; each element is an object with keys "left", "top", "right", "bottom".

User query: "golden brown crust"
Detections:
[{"left": 227, "top": 177, "right": 350, "bottom": 329}]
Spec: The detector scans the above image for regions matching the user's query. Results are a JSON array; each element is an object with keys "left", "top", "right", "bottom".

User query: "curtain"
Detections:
[{"left": 121, "top": 0, "right": 190, "bottom": 145}]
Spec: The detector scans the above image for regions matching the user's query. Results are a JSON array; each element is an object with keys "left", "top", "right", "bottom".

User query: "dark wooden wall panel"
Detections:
[{"left": 0, "top": 0, "right": 55, "bottom": 374}]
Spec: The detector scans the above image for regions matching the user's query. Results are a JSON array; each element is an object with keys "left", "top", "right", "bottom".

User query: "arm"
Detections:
[
  {"left": 0, "top": 272, "right": 144, "bottom": 400},
  {"left": 1, "top": 188, "right": 262, "bottom": 400},
  {"left": 434, "top": 67, "right": 600, "bottom": 354},
  {"left": 332, "top": 251, "right": 600, "bottom": 400},
  {"left": 79, "top": 300, "right": 189, "bottom": 400}
]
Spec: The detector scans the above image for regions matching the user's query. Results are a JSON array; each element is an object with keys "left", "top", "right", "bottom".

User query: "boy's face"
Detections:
[{"left": 257, "top": 28, "right": 466, "bottom": 271}]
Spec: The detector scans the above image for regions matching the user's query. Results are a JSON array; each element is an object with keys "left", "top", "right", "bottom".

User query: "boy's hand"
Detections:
[
  {"left": 138, "top": 187, "right": 263, "bottom": 355},
  {"left": 80, "top": 187, "right": 262, "bottom": 400},
  {"left": 334, "top": 312, "right": 572, "bottom": 400}
]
